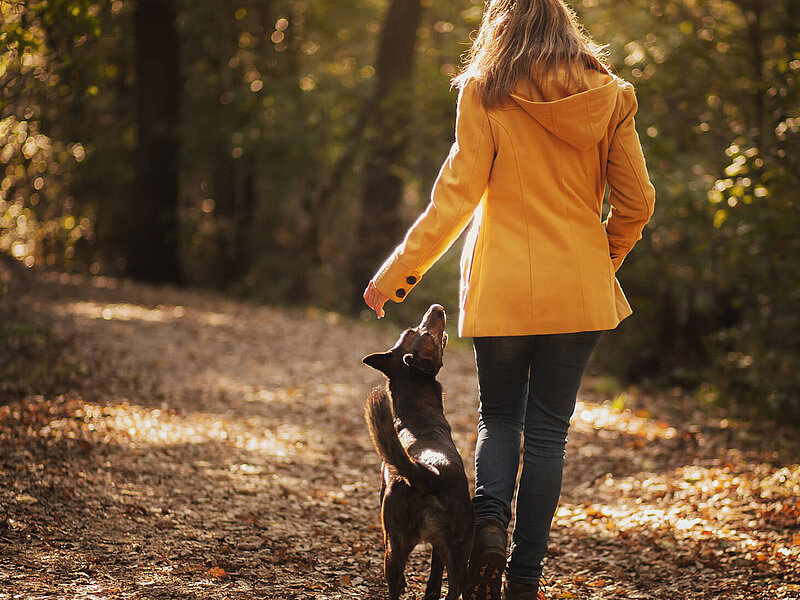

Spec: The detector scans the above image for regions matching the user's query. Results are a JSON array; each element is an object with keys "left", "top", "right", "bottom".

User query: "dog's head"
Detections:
[{"left": 363, "top": 304, "right": 448, "bottom": 379}]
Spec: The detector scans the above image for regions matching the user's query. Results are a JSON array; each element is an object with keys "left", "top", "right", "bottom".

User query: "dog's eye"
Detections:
[{"left": 421, "top": 333, "right": 438, "bottom": 346}]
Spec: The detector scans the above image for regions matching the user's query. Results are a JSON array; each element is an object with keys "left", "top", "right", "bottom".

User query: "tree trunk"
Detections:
[
  {"left": 127, "top": 0, "right": 181, "bottom": 282},
  {"left": 350, "top": 0, "right": 422, "bottom": 304},
  {"left": 744, "top": 0, "right": 766, "bottom": 143},
  {"left": 212, "top": 152, "right": 256, "bottom": 286}
]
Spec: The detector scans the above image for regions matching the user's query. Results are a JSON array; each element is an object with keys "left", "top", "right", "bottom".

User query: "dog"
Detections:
[{"left": 363, "top": 304, "right": 474, "bottom": 600}]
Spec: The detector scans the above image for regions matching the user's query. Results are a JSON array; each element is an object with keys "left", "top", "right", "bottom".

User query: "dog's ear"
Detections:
[
  {"left": 363, "top": 351, "right": 393, "bottom": 374},
  {"left": 402, "top": 352, "right": 439, "bottom": 376}
]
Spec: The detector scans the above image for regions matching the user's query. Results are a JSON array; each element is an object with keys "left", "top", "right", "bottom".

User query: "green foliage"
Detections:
[
  {"left": 1, "top": 0, "right": 128, "bottom": 273},
  {"left": 0, "top": 0, "right": 798, "bottom": 420},
  {"left": 580, "top": 0, "right": 800, "bottom": 420}
]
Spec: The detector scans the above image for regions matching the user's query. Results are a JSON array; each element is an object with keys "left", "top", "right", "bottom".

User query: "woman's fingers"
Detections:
[
  {"left": 363, "top": 281, "right": 388, "bottom": 319},
  {"left": 374, "top": 293, "right": 386, "bottom": 319},
  {"left": 363, "top": 285, "right": 377, "bottom": 316}
]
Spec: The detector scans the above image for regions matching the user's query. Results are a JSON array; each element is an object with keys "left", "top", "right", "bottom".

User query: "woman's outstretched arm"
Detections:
[{"left": 364, "top": 81, "right": 496, "bottom": 315}]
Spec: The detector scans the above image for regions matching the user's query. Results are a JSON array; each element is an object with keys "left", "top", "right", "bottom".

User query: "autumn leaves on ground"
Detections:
[{"left": 1, "top": 270, "right": 799, "bottom": 600}]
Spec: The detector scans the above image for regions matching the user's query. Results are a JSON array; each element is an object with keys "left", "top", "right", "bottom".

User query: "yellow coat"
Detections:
[{"left": 373, "top": 66, "right": 656, "bottom": 337}]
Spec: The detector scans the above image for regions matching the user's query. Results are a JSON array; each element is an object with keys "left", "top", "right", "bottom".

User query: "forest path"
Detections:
[{"left": 1, "top": 273, "right": 798, "bottom": 599}]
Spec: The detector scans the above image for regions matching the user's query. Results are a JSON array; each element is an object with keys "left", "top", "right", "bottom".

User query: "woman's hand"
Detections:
[{"left": 363, "top": 280, "right": 388, "bottom": 319}]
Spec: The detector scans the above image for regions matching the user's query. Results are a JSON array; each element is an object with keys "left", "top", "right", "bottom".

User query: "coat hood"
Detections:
[{"left": 509, "top": 68, "right": 620, "bottom": 150}]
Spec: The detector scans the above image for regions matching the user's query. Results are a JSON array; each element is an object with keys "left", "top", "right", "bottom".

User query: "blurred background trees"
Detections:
[{"left": 1, "top": 0, "right": 798, "bottom": 421}]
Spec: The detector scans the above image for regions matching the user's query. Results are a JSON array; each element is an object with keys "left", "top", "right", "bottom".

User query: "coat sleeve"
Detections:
[
  {"left": 604, "top": 84, "right": 656, "bottom": 271},
  {"left": 372, "top": 81, "right": 496, "bottom": 302}
]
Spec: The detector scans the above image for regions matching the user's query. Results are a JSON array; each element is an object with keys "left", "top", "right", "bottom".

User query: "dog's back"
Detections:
[
  {"left": 365, "top": 386, "right": 467, "bottom": 486},
  {"left": 365, "top": 387, "right": 439, "bottom": 484}
]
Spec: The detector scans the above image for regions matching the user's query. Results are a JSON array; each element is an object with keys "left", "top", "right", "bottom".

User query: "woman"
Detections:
[{"left": 363, "top": 0, "right": 655, "bottom": 598}]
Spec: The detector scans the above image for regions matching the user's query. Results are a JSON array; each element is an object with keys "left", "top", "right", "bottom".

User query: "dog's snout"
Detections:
[
  {"left": 429, "top": 304, "right": 445, "bottom": 316},
  {"left": 425, "top": 304, "right": 446, "bottom": 320},
  {"left": 420, "top": 304, "right": 446, "bottom": 331}
]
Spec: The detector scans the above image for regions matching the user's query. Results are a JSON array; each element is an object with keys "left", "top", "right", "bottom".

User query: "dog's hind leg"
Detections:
[
  {"left": 382, "top": 481, "right": 418, "bottom": 599},
  {"left": 423, "top": 548, "right": 444, "bottom": 600},
  {"left": 443, "top": 543, "right": 470, "bottom": 600},
  {"left": 384, "top": 534, "right": 412, "bottom": 600}
]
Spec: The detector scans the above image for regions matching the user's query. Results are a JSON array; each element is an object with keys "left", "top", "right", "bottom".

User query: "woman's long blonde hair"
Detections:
[{"left": 453, "top": 0, "right": 610, "bottom": 108}]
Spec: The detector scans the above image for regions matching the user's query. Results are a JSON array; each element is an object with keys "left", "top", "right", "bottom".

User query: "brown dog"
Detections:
[{"left": 363, "top": 304, "right": 474, "bottom": 600}]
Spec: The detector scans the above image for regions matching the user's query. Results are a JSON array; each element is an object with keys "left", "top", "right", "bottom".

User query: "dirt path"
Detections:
[{"left": 1, "top": 273, "right": 798, "bottom": 599}]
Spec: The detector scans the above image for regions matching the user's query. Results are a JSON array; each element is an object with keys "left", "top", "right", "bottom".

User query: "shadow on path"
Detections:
[{"left": 1, "top": 273, "right": 798, "bottom": 599}]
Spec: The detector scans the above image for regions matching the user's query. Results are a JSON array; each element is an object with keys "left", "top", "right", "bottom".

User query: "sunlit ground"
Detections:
[{"left": 1, "top": 274, "right": 798, "bottom": 598}]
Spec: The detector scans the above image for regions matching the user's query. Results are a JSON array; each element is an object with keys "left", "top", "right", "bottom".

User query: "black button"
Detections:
[
  {"left": 406, "top": 276, "right": 417, "bottom": 285},
  {"left": 395, "top": 288, "right": 406, "bottom": 298}
]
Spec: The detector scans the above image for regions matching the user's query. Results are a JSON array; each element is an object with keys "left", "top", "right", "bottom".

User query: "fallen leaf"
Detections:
[{"left": 206, "top": 567, "right": 227, "bottom": 580}]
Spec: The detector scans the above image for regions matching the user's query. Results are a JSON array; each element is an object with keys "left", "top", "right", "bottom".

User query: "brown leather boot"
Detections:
[
  {"left": 462, "top": 519, "right": 507, "bottom": 600},
  {"left": 502, "top": 579, "right": 539, "bottom": 600}
]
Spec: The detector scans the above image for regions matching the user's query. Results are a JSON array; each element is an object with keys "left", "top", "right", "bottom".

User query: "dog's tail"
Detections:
[{"left": 365, "top": 388, "right": 432, "bottom": 484}]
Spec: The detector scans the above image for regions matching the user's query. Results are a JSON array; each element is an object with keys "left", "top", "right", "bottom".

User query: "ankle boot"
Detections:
[
  {"left": 463, "top": 519, "right": 508, "bottom": 600},
  {"left": 503, "top": 579, "right": 539, "bottom": 600}
]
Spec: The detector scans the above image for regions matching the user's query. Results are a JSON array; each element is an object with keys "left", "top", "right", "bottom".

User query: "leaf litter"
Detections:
[{"left": 0, "top": 272, "right": 798, "bottom": 599}]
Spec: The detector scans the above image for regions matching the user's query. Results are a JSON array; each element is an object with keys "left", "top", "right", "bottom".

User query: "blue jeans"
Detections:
[{"left": 472, "top": 331, "right": 602, "bottom": 585}]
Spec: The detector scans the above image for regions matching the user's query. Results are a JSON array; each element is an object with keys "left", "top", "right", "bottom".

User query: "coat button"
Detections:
[
  {"left": 406, "top": 276, "right": 416, "bottom": 285},
  {"left": 395, "top": 288, "right": 406, "bottom": 298}
]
